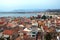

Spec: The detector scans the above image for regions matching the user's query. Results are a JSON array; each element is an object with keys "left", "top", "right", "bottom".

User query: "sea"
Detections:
[{"left": 0, "top": 13, "right": 39, "bottom": 17}]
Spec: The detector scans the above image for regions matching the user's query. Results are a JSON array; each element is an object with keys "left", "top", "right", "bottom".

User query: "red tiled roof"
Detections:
[
  {"left": 0, "top": 21, "right": 4, "bottom": 24},
  {"left": 3, "top": 30, "right": 14, "bottom": 35},
  {"left": 7, "top": 23, "right": 13, "bottom": 27},
  {"left": 57, "top": 20, "right": 60, "bottom": 23},
  {"left": 43, "top": 26, "right": 48, "bottom": 31}
]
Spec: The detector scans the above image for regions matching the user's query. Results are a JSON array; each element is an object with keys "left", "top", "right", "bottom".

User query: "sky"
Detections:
[{"left": 0, "top": 0, "right": 60, "bottom": 12}]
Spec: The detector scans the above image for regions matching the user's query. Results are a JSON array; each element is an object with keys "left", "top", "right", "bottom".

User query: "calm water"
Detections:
[{"left": 0, "top": 13, "right": 38, "bottom": 17}]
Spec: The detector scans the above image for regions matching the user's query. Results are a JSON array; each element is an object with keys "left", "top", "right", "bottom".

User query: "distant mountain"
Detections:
[
  {"left": 45, "top": 9, "right": 60, "bottom": 12},
  {"left": 0, "top": 9, "right": 60, "bottom": 12},
  {"left": 12, "top": 9, "right": 60, "bottom": 12},
  {"left": 12, "top": 9, "right": 46, "bottom": 12}
]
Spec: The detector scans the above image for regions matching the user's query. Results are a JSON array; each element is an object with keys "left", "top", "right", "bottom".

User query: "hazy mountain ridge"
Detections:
[
  {"left": 13, "top": 9, "right": 60, "bottom": 12},
  {"left": 45, "top": 9, "right": 60, "bottom": 12},
  {"left": 0, "top": 9, "right": 60, "bottom": 12}
]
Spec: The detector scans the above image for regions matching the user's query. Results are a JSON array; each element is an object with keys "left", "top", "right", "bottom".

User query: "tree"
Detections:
[
  {"left": 45, "top": 32, "right": 52, "bottom": 40},
  {"left": 50, "top": 16, "right": 52, "bottom": 19},
  {"left": 41, "top": 15, "right": 46, "bottom": 20}
]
